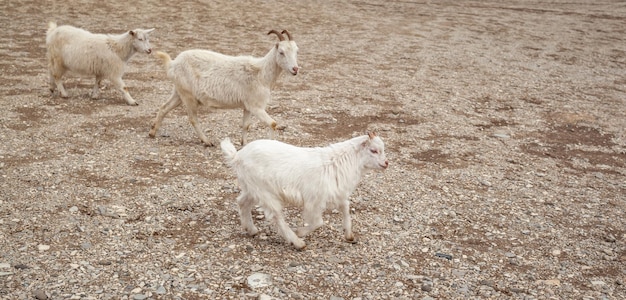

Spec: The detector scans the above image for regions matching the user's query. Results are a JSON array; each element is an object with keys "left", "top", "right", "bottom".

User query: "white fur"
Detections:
[
  {"left": 46, "top": 22, "right": 154, "bottom": 105},
  {"left": 149, "top": 30, "right": 299, "bottom": 146},
  {"left": 221, "top": 133, "right": 389, "bottom": 250}
]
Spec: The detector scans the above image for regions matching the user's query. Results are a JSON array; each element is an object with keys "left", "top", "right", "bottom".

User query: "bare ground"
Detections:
[{"left": 0, "top": 0, "right": 625, "bottom": 299}]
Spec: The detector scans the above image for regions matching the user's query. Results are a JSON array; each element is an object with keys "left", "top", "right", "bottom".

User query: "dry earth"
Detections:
[{"left": 1, "top": 0, "right": 625, "bottom": 299}]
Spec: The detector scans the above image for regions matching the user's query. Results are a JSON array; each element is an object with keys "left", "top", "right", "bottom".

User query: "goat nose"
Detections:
[
  {"left": 147, "top": 48, "right": 152, "bottom": 54},
  {"left": 292, "top": 66, "right": 299, "bottom": 73},
  {"left": 384, "top": 160, "right": 389, "bottom": 168}
]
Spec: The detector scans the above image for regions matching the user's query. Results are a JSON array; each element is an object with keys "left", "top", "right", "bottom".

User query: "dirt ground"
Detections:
[{"left": 0, "top": 0, "right": 624, "bottom": 299}]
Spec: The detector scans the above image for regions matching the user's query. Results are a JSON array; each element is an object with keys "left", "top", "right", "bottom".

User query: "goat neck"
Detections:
[{"left": 107, "top": 32, "right": 136, "bottom": 62}]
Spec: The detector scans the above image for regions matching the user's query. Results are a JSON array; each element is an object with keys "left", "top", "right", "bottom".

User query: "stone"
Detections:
[
  {"left": 421, "top": 282, "right": 433, "bottom": 292},
  {"left": 604, "top": 234, "right": 616, "bottom": 243},
  {"left": 247, "top": 273, "right": 272, "bottom": 288},
  {"left": 590, "top": 280, "right": 606, "bottom": 286},
  {"left": 34, "top": 290, "right": 48, "bottom": 300},
  {"left": 155, "top": 286, "right": 166, "bottom": 294},
  {"left": 479, "top": 280, "right": 494, "bottom": 287},
  {"left": 452, "top": 269, "right": 467, "bottom": 277},
  {"left": 38, "top": 244, "right": 50, "bottom": 251},
  {"left": 536, "top": 279, "right": 560, "bottom": 286}
]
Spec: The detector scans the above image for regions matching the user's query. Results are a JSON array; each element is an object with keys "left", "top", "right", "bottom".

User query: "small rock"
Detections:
[
  {"left": 69, "top": 206, "right": 79, "bottom": 213},
  {"left": 435, "top": 252, "right": 452, "bottom": 260},
  {"left": 479, "top": 280, "right": 494, "bottom": 287},
  {"left": 247, "top": 273, "right": 272, "bottom": 288},
  {"left": 34, "top": 290, "right": 48, "bottom": 300},
  {"left": 155, "top": 286, "right": 166, "bottom": 294},
  {"left": 493, "top": 133, "right": 510, "bottom": 139},
  {"left": 132, "top": 294, "right": 147, "bottom": 300},
  {"left": 604, "top": 234, "right": 616, "bottom": 243},
  {"left": 452, "top": 269, "right": 466, "bottom": 277},
  {"left": 504, "top": 252, "right": 516, "bottom": 258},
  {"left": 330, "top": 297, "right": 344, "bottom": 300},
  {"left": 13, "top": 264, "right": 29, "bottom": 270},
  {"left": 38, "top": 244, "right": 50, "bottom": 251},
  {"left": 288, "top": 261, "right": 299, "bottom": 267},
  {"left": 421, "top": 282, "right": 433, "bottom": 292},
  {"left": 0, "top": 263, "right": 10, "bottom": 269},
  {"left": 537, "top": 279, "right": 560, "bottom": 286},
  {"left": 457, "top": 285, "right": 470, "bottom": 294},
  {"left": 590, "top": 280, "right": 606, "bottom": 286},
  {"left": 81, "top": 242, "right": 92, "bottom": 250},
  {"left": 551, "top": 249, "right": 561, "bottom": 256}
]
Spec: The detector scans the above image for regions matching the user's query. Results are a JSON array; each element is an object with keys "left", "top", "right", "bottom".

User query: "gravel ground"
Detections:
[{"left": 1, "top": 0, "right": 625, "bottom": 299}]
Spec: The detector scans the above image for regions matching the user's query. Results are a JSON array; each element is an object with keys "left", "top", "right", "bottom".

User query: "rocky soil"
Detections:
[{"left": 0, "top": 0, "right": 624, "bottom": 299}]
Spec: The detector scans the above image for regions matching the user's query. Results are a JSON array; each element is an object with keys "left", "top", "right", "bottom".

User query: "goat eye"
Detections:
[
  {"left": 370, "top": 149, "right": 378, "bottom": 154},
  {"left": 279, "top": 51, "right": 285, "bottom": 56}
]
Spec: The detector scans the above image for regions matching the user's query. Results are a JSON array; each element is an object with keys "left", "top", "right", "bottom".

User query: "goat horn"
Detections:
[
  {"left": 281, "top": 30, "right": 292, "bottom": 40},
  {"left": 267, "top": 30, "right": 285, "bottom": 41}
]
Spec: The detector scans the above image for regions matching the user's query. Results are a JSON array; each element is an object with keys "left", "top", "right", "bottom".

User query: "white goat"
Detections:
[
  {"left": 221, "top": 132, "right": 389, "bottom": 250},
  {"left": 149, "top": 30, "right": 299, "bottom": 146},
  {"left": 46, "top": 22, "right": 154, "bottom": 105}
]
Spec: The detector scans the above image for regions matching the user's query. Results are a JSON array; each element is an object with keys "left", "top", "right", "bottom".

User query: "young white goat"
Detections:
[
  {"left": 46, "top": 22, "right": 154, "bottom": 105},
  {"left": 149, "top": 30, "right": 299, "bottom": 146},
  {"left": 221, "top": 132, "right": 389, "bottom": 250}
]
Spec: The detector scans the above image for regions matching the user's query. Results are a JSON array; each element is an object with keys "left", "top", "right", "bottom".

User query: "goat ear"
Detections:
[
  {"left": 146, "top": 28, "right": 155, "bottom": 34},
  {"left": 129, "top": 30, "right": 135, "bottom": 36},
  {"left": 367, "top": 131, "right": 377, "bottom": 139}
]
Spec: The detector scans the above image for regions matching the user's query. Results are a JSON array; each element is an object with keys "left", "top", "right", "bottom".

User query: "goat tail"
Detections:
[
  {"left": 154, "top": 51, "right": 172, "bottom": 71},
  {"left": 46, "top": 21, "right": 57, "bottom": 36},
  {"left": 220, "top": 138, "right": 238, "bottom": 166}
]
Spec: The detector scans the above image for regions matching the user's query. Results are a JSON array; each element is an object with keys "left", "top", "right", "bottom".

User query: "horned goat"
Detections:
[
  {"left": 46, "top": 22, "right": 154, "bottom": 105},
  {"left": 149, "top": 30, "right": 299, "bottom": 146},
  {"left": 221, "top": 132, "right": 389, "bottom": 250}
]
